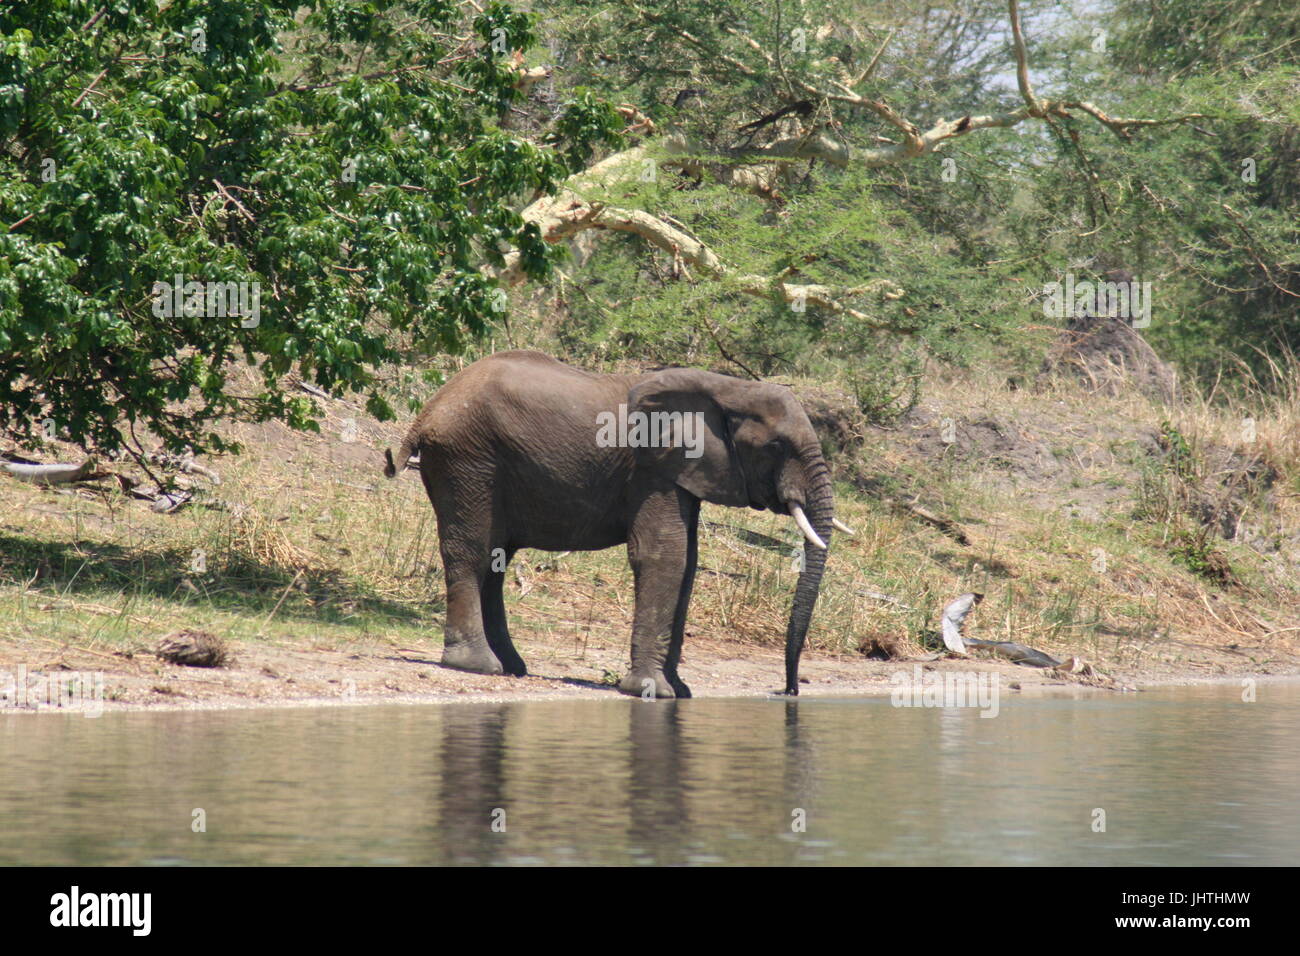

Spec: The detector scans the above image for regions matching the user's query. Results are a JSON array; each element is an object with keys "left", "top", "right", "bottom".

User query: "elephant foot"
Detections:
[
  {"left": 499, "top": 654, "right": 528, "bottom": 678},
  {"left": 489, "top": 644, "right": 528, "bottom": 677},
  {"left": 618, "top": 671, "right": 678, "bottom": 699},
  {"left": 441, "top": 641, "right": 504, "bottom": 675}
]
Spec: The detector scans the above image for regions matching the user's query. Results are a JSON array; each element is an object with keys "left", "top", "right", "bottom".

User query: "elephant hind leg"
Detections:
[
  {"left": 426, "top": 463, "right": 508, "bottom": 676},
  {"left": 482, "top": 550, "right": 527, "bottom": 677},
  {"left": 439, "top": 534, "right": 506, "bottom": 676},
  {"left": 441, "top": 567, "right": 504, "bottom": 675}
]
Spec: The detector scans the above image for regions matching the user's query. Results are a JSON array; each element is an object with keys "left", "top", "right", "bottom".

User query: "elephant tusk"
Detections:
[
  {"left": 790, "top": 504, "right": 828, "bottom": 550},
  {"left": 832, "top": 518, "right": 855, "bottom": 536}
]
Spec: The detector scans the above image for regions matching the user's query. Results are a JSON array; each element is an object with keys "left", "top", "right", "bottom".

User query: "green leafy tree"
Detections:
[{"left": 0, "top": 0, "right": 622, "bottom": 457}]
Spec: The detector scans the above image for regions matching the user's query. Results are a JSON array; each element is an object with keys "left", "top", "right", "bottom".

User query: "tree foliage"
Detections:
[
  {"left": 2, "top": 0, "right": 1296, "bottom": 456},
  {"left": 531, "top": 0, "right": 1299, "bottom": 394},
  {"left": 0, "top": 0, "right": 621, "bottom": 456}
]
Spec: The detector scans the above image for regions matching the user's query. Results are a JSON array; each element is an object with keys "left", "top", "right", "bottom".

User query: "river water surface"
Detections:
[{"left": 2, "top": 683, "right": 1296, "bottom": 865}]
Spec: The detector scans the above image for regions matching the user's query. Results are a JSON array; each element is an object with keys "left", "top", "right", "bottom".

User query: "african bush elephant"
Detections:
[{"left": 384, "top": 350, "right": 847, "bottom": 697}]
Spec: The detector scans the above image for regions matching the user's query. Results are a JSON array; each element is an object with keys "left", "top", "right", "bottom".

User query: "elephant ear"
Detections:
[{"left": 626, "top": 369, "right": 749, "bottom": 506}]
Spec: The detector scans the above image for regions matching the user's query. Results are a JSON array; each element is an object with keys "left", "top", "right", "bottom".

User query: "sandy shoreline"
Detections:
[{"left": 2, "top": 630, "right": 1296, "bottom": 716}]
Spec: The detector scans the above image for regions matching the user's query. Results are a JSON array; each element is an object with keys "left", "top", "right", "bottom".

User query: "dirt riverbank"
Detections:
[{"left": 2, "top": 625, "right": 1295, "bottom": 715}]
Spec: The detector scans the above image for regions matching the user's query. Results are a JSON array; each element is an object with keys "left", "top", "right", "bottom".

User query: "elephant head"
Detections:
[{"left": 627, "top": 369, "right": 847, "bottom": 695}]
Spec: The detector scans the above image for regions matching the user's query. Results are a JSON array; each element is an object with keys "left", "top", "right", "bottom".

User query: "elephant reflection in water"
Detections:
[
  {"left": 434, "top": 704, "right": 512, "bottom": 865},
  {"left": 429, "top": 703, "right": 693, "bottom": 864},
  {"left": 430, "top": 701, "right": 818, "bottom": 864}
]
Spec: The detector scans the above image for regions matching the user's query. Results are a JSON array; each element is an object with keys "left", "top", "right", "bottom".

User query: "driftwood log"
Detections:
[
  {"left": 941, "top": 592, "right": 1064, "bottom": 667},
  {"left": 1, "top": 458, "right": 97, "bottom": 486},
  {"left": 3, "top": 451, "right": 218, "bottom": 512}
]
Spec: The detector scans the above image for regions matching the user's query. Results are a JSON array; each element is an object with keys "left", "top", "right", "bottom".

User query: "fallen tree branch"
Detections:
[
  {"left": 145, "top": 450, "right": 222, "bottom": 485},
  {"left": 1, "top": 458, "right": 97, "bottom": 486},
  {"left": 856, "top": 587, "right": 915, "bottom": 610},
  {"left": 940, "top": 591, "right": 1068, "bottom": 668},
  {"left": 888, "top": 497, "right": 972, "bottom": 545},
  {"left": 941, "top": 592, "right": 985, "bottom": 653}
]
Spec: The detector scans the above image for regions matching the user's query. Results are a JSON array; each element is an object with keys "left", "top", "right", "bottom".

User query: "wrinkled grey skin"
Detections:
[{"left": 385, "top": 351, "right": 835, "bottom": 698}]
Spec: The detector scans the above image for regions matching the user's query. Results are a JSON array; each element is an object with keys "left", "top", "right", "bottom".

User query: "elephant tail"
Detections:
[{"left": 383, "top": 431, "right": 421, "bottom": 478}]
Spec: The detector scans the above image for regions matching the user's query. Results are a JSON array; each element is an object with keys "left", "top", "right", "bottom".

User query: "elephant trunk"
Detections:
[{"left": 784, "top": 446, "right": 835, "bottom": 695}]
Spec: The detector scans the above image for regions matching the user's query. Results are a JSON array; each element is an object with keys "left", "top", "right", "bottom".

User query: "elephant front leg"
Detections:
[
  {"left": 664, "top": 503, "right": 698, "bottom": 698},
  {"left": 619, "top": 489, "right": 699, "bottom": 699}
]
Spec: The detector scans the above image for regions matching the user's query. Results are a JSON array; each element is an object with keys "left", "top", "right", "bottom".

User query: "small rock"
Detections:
[
  {"left": 155, "top": 630, "right": 229, "bottom": 668},
  {"left": 858, "top": 633, "right": 904, "bottom": 660}
]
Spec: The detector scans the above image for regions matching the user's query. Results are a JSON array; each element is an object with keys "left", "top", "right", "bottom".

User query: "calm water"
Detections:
[{"left": 1, "top": 684, "right": 1297, "bottom": 865}]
